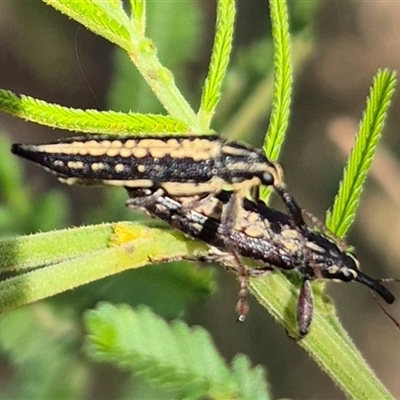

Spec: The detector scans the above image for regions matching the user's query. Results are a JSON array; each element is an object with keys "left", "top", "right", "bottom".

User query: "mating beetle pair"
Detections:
[{"left": 11, "top": 134, "right": 396, "bottom": 336}]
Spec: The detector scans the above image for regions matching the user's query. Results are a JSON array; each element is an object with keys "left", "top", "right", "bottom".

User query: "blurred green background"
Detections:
[{"left": 0, "top": 1, "right": 400, "bottom": 399}]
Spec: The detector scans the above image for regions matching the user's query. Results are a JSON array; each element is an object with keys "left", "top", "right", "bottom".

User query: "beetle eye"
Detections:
[
  {"left": 339, "top": 267, "right": 357, "bottom": 282},
  {"left": 342, "top": 270, "right": 352, "bottom": 280},
  {"left": 262, "top": 172, "right": 274, "bottom": 185}
]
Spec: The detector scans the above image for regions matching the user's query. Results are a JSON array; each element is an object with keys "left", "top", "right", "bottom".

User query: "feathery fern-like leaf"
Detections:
[
  {"left": 261, "top": 0, "right": 292, "bottom": 203},
  {"left": 263, "top": 0, "right": 292, "bottom": 162},
  {"left": 231, "top": 355, "right": 270, "bottom": 400},
  {"left": 85, "top": 304, "right": 269, "bottom": 399},
  {"left": 0, "top": 90, "right": 189, "bottom": 134},
  {"left": 199, "top": 0, "right": 235, "bottom": 131},
  {"left": 326, "top": 69, "right": 397, "bottom": 237}
]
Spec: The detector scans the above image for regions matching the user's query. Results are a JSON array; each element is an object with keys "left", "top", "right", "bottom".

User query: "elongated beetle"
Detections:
[
  {"left": 126, "top": 187, "right": 395, "bottom": 337},
  {"left": 11, "top": 135, "right": 305, "bottom": 248}
]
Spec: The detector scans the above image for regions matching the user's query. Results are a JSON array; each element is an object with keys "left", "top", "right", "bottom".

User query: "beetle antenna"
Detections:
[
  {"left": 355, "top": 271, "right": 395, "bottom": 304},
  {"left": 370, "top": 291, "right": 400, "bottom": 331}
]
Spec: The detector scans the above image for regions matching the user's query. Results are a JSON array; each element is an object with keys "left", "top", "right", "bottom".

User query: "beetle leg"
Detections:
[{"left": 297, "top": 278, "right": 314, "bottom": 338}]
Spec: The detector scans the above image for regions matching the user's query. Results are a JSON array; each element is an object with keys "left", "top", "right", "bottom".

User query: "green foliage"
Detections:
[
  {"left": 85, "top": 304, "right": 270, "bottom": 400},
  {"left": 43, "top": 0, "right": 201, "bottom": 130},
  {"left": 199, "top": 0, "right": 235, "bottom": 130},
  {"left": 263, "top": 0, "right": 293, "bottom": 163},
  {"left": 130, "top": 0, "right": 145, "bottom": 34},
  {"left": 0, "top": 222, "right": 212, "bottom": 313},
  {"left": 260, "top": 0, "right": 293, "bottom": 204},
  {"left": 326, "top": 69, "right": 397, "bottom": 237},
  {"left": 0, "top": 90, "right": 189, "bottom": 134}
]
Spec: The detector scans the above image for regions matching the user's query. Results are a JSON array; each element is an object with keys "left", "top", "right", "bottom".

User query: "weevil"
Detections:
[
  {"left": 11, "top": 134, "right": 305, "bottom": 245},
  {"left": 125, "top": 187, "right": 395, "bottom": 337}
]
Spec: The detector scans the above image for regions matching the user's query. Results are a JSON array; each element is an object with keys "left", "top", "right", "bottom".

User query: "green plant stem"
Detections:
[
  {"left": 250, "top": 275, "right": 393, "bottom": 399},
  {"left": 0, "top": 222, "right": 210, "bottom": 314}
]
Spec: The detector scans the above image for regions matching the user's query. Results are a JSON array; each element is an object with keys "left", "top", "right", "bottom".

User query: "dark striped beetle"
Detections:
[
  {"left": 11, "top": 135, "right": 304, "bottom": 241},
  {"left": 125, "top": 187, "right": 395, "bottom": 337}
]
